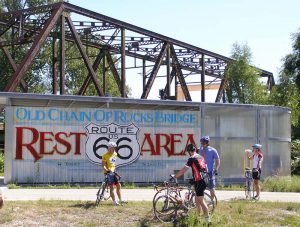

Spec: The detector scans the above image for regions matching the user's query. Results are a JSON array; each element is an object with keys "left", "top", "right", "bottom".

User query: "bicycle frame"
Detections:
[
  {"left": 153, "top": 177, "right": 215, "bottom": 223},
  {"left": 244, "top": 168, "right": 254, "bottom": 199},
  {"left": 95, "top": 174, "right": 111, "bottom": 206}
]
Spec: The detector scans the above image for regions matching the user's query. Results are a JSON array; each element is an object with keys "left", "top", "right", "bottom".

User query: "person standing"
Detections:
[
  {"left": 198, "top": 136, "right": 220, "bottom": 199},
  {"left": 102, "top": 141, "right": 123, "bottom": 205},
  {"left": 171, "top": 143, "right": 211, "bottom": 224},
  {"left": 247, "top": 143, "right": 263, "bottom": 200}
]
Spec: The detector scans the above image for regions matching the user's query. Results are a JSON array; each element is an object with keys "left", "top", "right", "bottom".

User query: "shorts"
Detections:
[
  {"left": 106, "top": 172, "right": 120, "bottom": 185},
  {"left": 194, "top": 179, "right": 207, "bottom": 196},
  {"left": 207, "top": 172, "right": 216, "bottom": 190},
  {"left": 252, "top": 168, "right": 261, "bottom": 180}
]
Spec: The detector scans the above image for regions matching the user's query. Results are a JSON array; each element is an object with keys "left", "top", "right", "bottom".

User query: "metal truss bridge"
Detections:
[{"left": 0, "top": 2, "right": 274, "bottom": 102}]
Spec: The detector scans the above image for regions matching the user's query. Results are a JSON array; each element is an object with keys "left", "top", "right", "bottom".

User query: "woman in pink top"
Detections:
[{"left": 247, "top": 144, "right": 263, "bottom": 200}]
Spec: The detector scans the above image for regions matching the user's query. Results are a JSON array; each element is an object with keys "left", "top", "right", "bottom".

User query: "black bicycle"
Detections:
[
  {"left": 95, "top": 174, "right": 111, "bottom": 206},
  {"left": 95, "top": 172, "right": 121, "bottom": 206}
]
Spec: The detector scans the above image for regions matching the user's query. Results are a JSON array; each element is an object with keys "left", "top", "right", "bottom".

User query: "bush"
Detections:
[
  {"left": 262, "top": 175, "right": 300, "bottom": 192},
  {"left": 291, "top": 139, "right": 300, "bottom": 175},
  {"left": 0, "top": 151, "right": 4, "bottom": 174}
]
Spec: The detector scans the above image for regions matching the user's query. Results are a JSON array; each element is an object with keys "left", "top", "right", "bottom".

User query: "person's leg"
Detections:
[
  {"left": 109, "top": 184, "right": 116, "bottom": 202},
  {"left": 107, "top": 174, "right": 118, "bottom": 205},
  {"left": 253, "top": 179, "right": 260, "bottom": 198},
  {"left": 254, "top": 179, "right": 260, "bottom": 197},
  {"left": 195, "top": 180, "right": 210, "bottom": 224},
  {"left": 195, "top": 196, "right": 209, "bottom": 217},
  {"left": 208, "top": 172, "right": 216, "bottom": 199},
  {"left": 116, "top": 182, "right": 122, "bottom": 201}
]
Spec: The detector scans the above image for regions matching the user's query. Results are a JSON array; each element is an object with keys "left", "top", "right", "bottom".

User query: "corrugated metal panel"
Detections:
[{"left": 1, "top": 93, "right": 291, "bottom": 184}]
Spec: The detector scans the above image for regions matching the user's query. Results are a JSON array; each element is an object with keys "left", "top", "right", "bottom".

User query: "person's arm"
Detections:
[
  {"left": 215, "top": 159, "right": 220, "bottom": 171},
  {"left": 174, "top": 166, "right": 189, "bottom": 179},
  {"left": 258, "top": 154, "right": 263, "bottom": 169},
  {"left": 247, "top": 153, "right": 254, "bottom": 160},
  {"left": 101, "top": 159, "right": 110, "bottom": 173}
]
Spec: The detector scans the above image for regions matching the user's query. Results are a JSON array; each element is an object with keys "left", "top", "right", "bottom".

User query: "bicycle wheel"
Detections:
[
  {"left": 153, "top": 195, "right": 177, "bottom": 223},
  {"left": 185, "top": 191, "right": 196, "bottom": 209},
  {"left": 95, "top": 182, "right": 110, "bottom": 206},
  {"left": 152, "top": 187, "right": 168, "bottom": 208},
  {"left": 211, "top": 193, "right": 218, "bottom": 207},
  {"left": 204, "top": 192, "right": 215, "bottom": 214}
]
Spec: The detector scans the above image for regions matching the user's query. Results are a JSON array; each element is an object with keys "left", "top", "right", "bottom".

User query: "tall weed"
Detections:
[
  {"left": 262, "top": 175, "right": 300, "bottom": 192},
  {"left": 0, "top": 151, "right": 4, "bottom": 175}
]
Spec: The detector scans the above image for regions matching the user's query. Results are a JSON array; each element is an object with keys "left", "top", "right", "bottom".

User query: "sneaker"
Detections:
[
  {"left": 119, "top": 200, "right": 128, "bottom": 204},
  {"left": 205, "top": 216, "right": 211, "bottom": 224},
  {"left": 253, "top": 195, "right": 260, "bottom": 200},
  {"left": 113, "top": 201, "right": 120, "bottom": 206}
]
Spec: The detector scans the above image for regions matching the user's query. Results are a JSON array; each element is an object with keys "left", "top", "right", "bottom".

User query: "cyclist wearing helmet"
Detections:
[
  {"left": 102, "top": 141, "right": 123, "bottom": 205},
  {"left": 247, "top": 143, "right": 263, "bottom": 200},
  {"left": 171, "top": 143, "right": 211, "bottom": 224},
  {"left": 198, "top": 136, "right": 220, "bottom": 200}
]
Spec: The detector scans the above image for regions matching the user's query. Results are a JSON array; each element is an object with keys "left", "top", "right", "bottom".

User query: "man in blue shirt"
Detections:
[{"left": 198, "top": 136, "right": 220, "bottom": 199}]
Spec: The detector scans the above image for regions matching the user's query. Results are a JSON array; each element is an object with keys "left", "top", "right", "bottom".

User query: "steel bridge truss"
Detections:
[{"left": 0, "top": 2, "right": 274, "bottom": 102}]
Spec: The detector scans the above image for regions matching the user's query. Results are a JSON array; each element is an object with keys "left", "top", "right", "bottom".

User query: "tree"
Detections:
[
  {"left": 269, "top": 29, "right": 300, "bottom": 138},
  {"left": 224, "top": 42, "right": 269, "bottom": 104}
]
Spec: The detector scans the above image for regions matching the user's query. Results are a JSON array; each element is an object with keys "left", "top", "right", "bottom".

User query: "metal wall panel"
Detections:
[{"left": 3, "top": 97, "right": 291, "bottom": 184}]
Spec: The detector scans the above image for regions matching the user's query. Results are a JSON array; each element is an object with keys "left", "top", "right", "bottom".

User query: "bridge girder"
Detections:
[{"left": 0, "top": 2, "right": 274, "bottom": 102}]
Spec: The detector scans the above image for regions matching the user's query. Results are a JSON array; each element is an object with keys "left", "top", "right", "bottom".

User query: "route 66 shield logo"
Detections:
[{"left": 85, "top": 122, "right": 140, "bottom": 167}]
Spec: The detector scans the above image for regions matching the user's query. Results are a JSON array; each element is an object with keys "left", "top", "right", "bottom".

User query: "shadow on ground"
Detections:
[{"left": 69, "top": 201, "right": 96, "bottom": 209}]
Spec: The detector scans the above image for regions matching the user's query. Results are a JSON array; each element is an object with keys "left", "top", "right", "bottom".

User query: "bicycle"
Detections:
[
  {"left": 185, "top": 178, "right": 216, "bottom": 213},
  {"left": 95, "top": 172, "right": 121, "bottom": 206},
  {"left": 244, "top": 167, "right": 254, "bottom": 200},
  {"left": 95, "top": 174, "right": 111, "bottom": 206},
  {"left": 153, "top": 176, "right": 215, "bottom": 223}
]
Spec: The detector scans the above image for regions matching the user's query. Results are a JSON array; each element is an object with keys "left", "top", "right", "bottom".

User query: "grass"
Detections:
[
  {"left": 4, "top": 175, "right": 300, "bottom": 192},
  {"left": 262, "top": 175, "right": 300, "bottom": 192},
  {"left": 0, "top": 200, "right": 299, "bottom": 226}
]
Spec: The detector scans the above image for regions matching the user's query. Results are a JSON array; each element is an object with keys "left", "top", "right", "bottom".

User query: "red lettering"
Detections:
[
  {"left": 16, "top": 127, "right": 41, "bottom": 161},
  {"left": 15, "top": 127, "right": 86, "bottom": 162},
  {"left": 141, "top": 133, "right": 158, "bottom": 155},
  {"left": 40, "top": 131, "right": 55, "bottom": 155},
  {"left": 156, "top": 134, "right": 172, "bottom": 157},
  {"left": 186, "top": 134, "right": 196, "bottom": 149},
  {"left": 55, "top": 132, "right": 71, "bottom": 155},
  {"left": 170, "top": 134, "right": 185, "bottom": 156},
  {"left": 141, "top": 133, "right": 196, "bottom": 157},
  {"left": 70, "top": 132, "right": 87, "bottom": 155}
]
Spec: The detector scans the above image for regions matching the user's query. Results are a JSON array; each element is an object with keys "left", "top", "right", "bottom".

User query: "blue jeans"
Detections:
[{"left": 207, "top": 172, "right": 216, "bottom": 190}]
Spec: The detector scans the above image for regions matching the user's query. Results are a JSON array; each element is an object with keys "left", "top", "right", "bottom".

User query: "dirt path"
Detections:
[{"left": 1, "top": 187, "right": 300, "bottom": 203}]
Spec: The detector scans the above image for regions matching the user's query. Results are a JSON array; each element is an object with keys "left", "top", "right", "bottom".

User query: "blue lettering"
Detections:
[
  {"left": 48, "top": 108, "right": 59, "bottom": 121},
  {"left": 15, "top": 107, "right": 27, "bottom": 120}
]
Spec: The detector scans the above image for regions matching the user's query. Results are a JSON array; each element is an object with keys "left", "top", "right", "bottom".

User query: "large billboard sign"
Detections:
[{"left": 5, "top": 106, "right": 201, "bottom": 183}]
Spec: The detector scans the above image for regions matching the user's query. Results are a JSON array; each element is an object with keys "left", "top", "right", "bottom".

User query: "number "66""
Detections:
[{"left": 93, "top": 137, "right": 133, "bottom": 160}]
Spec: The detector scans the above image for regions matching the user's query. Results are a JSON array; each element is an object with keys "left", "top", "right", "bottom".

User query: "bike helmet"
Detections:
[
  {"left": 200, "top": 136, "right": 210, "bottom": 143},
  {"left": 108, "top": 141, "right": 117, "bottom": 148},
  {"left": 186, "top": 143, "right": 196, "bottom": 152},
  {"left": 252, "top": 144, "right": 262, "bottom": 149}
]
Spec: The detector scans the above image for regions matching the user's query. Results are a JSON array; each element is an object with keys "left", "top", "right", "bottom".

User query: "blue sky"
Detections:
[{"left": 68, "top": 0, "right": 300, "bottom": 99}]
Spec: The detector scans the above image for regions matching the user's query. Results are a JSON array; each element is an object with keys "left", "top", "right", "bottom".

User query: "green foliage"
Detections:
[
  {"left": 0, "top": 0, "right": 127, "bottom": 98},
  {"left": 291, "top": 140, "right": 300, "bottom": 174},
  {"left": 262, "top": 175, "right": 300, "bottom": 192},
  {"left": 269, "top": 29, "right": 300, "bottom": 138},
  {"left": 224, "top": 42, "right": 269, "bottom": 104},
  {"left": 0, "top": 151, "right": 4, "bottom": 175}
]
